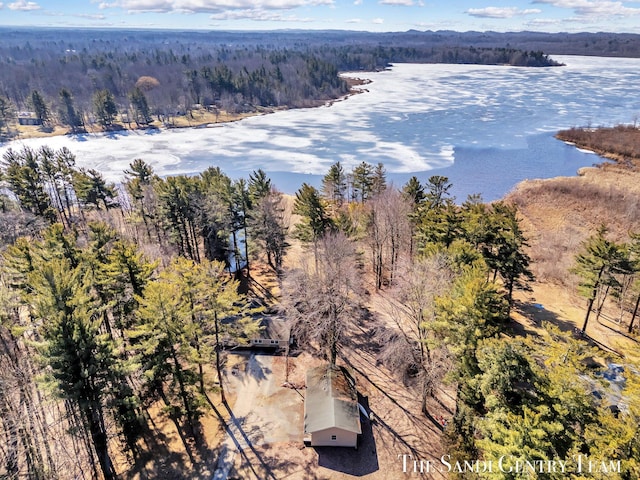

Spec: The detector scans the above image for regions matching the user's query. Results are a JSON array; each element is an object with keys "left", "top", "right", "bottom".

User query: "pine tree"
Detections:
[
  {"left": 322, "top": 162, "right": 347, "bottom": 206},
  {"left": 372, "top": 162, "right": 387, "bottom": 196},
  {"left": 93, "top": 89, "right": 118, "bottom": 127},
  {"left": 0, "top": 95, "right": 15, "bottom": 137},
  {"left": 351, "top": 161, "right": 374, "bottom": 203},
  {"left": 293, "top": 183, "right": 332, "bottom": 243},
  {"left": 476, "top": 201, "right": 534, "bottom": 312},
  {"left": 129, "top": 87, "right": 152, "bottom": 126},
  {"left": 248, "top": 168, "right": 272, "bottom": 203},
  {"left": 29, "top": 90, "right": 50, "bottom": 126},
  {"left": 131, "top": 277, "right": 201, "bottom": 430},
  {"left": 198, "top": 167, "right": 233, "bottom": 263},
  {"left": 402, "top": 176, "right": 425, "bottom": 207},
  {"left": 434, "top": 266, "right": 508, "bottom": 408},
  {"left": 58, "top": 88, "right": 83, "bottom": 132},
  {"left": 251, "top": 190, "right": 288, "bottom": 272},
  {"left": 124, "top": 159, "right": 160, "bottom": 241},
  {"left": 30, "top": 257, "right": 118, "bottom": 480},
  {"left": 155, "top": 175, "right": 200, "bottom": 261},
  {"left": 425, "top": 175, "right": 453, "bottom": 209},
  {"left": 72, "top": 168, "right": 118, "bottom": 210},
  {"left": 2, "top": 147, "right": 56, "bottom": 222},
  {"left": 571, "top": 225, "right": 627, "bottom": 333}
]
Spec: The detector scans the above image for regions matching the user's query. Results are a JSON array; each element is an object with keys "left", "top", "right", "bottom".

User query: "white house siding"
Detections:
[{"left": 311, "top": 428, "right": 358, "bottom": 448}]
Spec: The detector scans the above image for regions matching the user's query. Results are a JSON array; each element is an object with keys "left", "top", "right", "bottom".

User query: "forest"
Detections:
[
  {"left": 0, "top": 27, "right": 570, "bottom": 141},
  {"left": 0, "top": 145, "right": 639, "bottom": 479}
]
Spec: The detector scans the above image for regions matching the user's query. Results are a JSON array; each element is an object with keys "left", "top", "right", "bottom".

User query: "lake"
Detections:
[{"left": 2, "top": 55, "right": 640, "bottom": 201}]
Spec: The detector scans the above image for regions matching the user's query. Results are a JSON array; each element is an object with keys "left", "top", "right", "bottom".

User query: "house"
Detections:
[
  {"left": 220, "top": 314, "right": 289, "bottom": 351},
  {"left": 304, "top": 364, "right": 361, "bottom": 448},
  {"left": 249, "top": 315, "right": 290, "bottom": 350},
  {"left": 18, "top": 112, "right": 41, "bottom": 126}
]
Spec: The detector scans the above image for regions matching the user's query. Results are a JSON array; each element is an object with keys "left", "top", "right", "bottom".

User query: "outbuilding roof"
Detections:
[{"left": 304, "top": 365, "right": 362, "bottom": 434}]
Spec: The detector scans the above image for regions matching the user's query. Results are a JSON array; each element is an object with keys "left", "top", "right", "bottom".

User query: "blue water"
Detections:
[{"left": 3, "top": 55, "right": 640, "bottom": 201}]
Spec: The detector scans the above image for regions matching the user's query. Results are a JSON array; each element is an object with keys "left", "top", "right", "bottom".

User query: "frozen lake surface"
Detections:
[{"left": 2, "top": 55, "right": 640, "bottom": 201}]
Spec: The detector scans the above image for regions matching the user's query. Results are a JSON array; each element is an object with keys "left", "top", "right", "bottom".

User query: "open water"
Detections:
[{"left": 2, "top": 55, "right": 640, "bottom": 201}]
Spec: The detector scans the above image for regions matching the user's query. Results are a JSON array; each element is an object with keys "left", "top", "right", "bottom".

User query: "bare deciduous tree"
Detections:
[
  {"left": 376, "top": 254, "right": 453, "bottom": 415},
  {"left": 366, "top": 188, "right": 412, "bottom": 289},
  {"left": 282, "top": 232, "right": 362, "bottom": 365},
  {"left": 251, "top": 189, "right": 289, "bottom": 273}
]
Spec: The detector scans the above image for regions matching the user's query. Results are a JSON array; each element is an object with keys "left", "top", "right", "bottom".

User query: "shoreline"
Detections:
[
  {"left": 4, "top": 109, "right": 268, "bottom": 145},
  {"left": 3, "top": 80, "right": 369, "bottom": 145}
]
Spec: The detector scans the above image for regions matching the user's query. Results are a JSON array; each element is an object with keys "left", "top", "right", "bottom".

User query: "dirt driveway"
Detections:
[
  {"left": 212, "top": 352, "right": 312, "bottom": 480},
  {"left": 212, "top": 341, "right": 447, "bottom": 480}
]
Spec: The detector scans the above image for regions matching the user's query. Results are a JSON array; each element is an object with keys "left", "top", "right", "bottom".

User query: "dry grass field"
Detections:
[{"left": 506, "top": 129, "right": 640, "bottom": 360}]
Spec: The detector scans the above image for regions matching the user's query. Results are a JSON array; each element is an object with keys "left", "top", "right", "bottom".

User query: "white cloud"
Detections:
[
  {"left": 346, "top": 17, "right": 362, "bottom": 22},
  {"left": 8, "top": 0, "right": 40, "bottom": 10},
  {"left": 0, "top": 3, "right": 4, "bottom": 8},
  {"left": 100, "top": 0, "right": 333, "bottom": 13},
  {"left": 527, "top": 17, "right": 562, "bottom": 25},
  {"left": 533, "top": 0, "right": 640, "bottom": 18},
  {"left": 353, "top": 0, "right": 362, "bottom": 4},
  {"left": 372, "top": 17, "right": 383, "bottom": 23},
  {"left": 75, "top": 13, "right": 107, "bottom": 19},
  {"left": 466, "top": 6, "right": 541, "bottom": 18},
  {"left": 210, "top": 8, "right": 312, "bottom": 21},
  {"left": 378, "top": 0, "right": 413, "bottom": 5}
]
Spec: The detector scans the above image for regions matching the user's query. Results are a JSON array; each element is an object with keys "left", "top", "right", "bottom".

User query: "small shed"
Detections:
[{"left": 304, "top": 364, "right": 361, "bottom": 448}]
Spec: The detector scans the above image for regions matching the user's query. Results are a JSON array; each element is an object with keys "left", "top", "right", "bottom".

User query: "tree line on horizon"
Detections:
[{"left": 0, "top": 146, "right": 638, "bottom": 478}]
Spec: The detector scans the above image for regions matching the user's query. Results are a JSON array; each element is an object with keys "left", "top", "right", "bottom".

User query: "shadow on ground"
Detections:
[
  {"left": 316, "top": 402, "right": 379, "bottom": 477},
  {"left": 511, "top": 298, "right": 577, "bottom": 335}
]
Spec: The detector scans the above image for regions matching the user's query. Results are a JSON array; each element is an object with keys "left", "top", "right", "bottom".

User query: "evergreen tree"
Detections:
[
  {"left": 124, "top": 159, "right": 160, "bottom": 242},
  {"left": 0, "top": 95, "right": 14, "bottom": 136},
  {"left": 572, "top": 225, "right": 628, "bottom": 333},
  {"left": 403, "top": 176, "right": 425, "bottom": 257},
  {"left": 322, "top": 162, "right": 347, "bottom": 205},
  {"left": 30, "top": 257, "right": 118, "bottom": 480},
  {"left": 251, "top": 189, "right": 288, "bottom": 272},
  {"left": 372, "top": 162, "right": 387, "bottom": 196},
  {"left": 198, "top": 167, "right": 234, "bottom": 263},
  {"left": 93, "top": 89, "right": 118, "bottom": 127},
  {"left": 58, "top": 88, "right": 83, "bottom": 132},
  {"left": 402, "top": 175, "right": 425, "bottom": 207},
  {"left": 248, "top": 168, "right": 272, "bottom": 203},
  {"left": 425, "top": 175, "right": 453, "bottom": 209},
  {"left": 155, "top": 175, "right": 200, "bottom": 261},
  {"left": 129, "top": 87, "right": 152, "bottom": 126},
  {"left": 351, "top": 161, "right": 374, "bottom": 203},
  {"left": 29, "top": 90, "right": 50, "bottom": 126},
  {"left": 476, "top": 201, "right": 534, "bottom": 312},
  {"left": 434, "top": 266, "right": 509, "bottom": 408},
  {"left": 1, "top": 147, "right": 56, "bottom": 222},
  {"left": 131, "top": 277, "right": 201, "bottom": 430},
  {"left": 72, "top": 168, "right": 118, "bottom": 210},
  {"left": 293, "top": 183, "right": 332, "bottom": 243}
]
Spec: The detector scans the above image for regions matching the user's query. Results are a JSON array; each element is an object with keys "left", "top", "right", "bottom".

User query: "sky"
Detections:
[{"left": 1, "top": 0, "right": 640, "bottom": 33}]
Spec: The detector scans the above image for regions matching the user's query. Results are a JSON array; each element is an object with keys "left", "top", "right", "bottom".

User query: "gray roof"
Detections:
[
  {"left": 304, "top": 365, "right": 362, "bottom": 434},
  {"left": 257, "top": 315, "right": 290, "bottom": 341}
]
